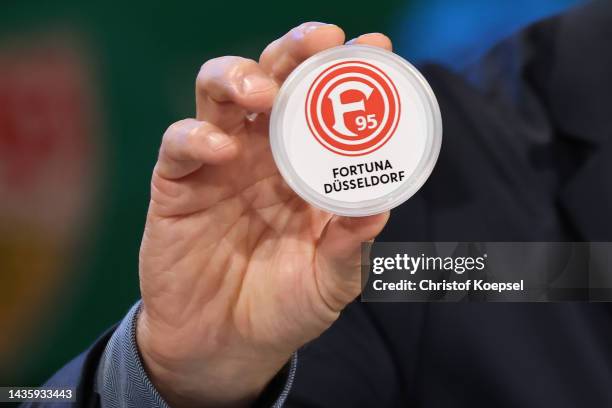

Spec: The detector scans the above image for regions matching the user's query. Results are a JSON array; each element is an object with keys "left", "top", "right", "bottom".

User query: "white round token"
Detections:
[{"left": 270, "top": 45, "right": 442, "bottom": 216}]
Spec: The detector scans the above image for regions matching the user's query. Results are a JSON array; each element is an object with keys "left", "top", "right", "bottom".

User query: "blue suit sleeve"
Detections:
[{"left": 94, "top": 301, "right": 297, "bottom": 408}]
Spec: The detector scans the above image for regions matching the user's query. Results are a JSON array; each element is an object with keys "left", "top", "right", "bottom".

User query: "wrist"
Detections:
[{"left": 136, "top": 307, "right": 292, "bottom": 408}]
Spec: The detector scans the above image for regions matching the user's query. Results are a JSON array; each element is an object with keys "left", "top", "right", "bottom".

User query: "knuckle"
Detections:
[
  {"left": 197, "top": 57, "right": 255, "bottom": 81},
  {"left": 196, "top": 57, "right": 227, "bottom": 90},
  {"left": 184, "top": 123, "right": 205, "bottom": 145},
  {"left": 196, "top": 58, "right": 220, "bottom": 88},
  {"left": 196, "top": 57, "right": 261, "bottom": 98},
  {"left": 162, "top": 120, "right": 184, "bottom": 142},
  {"left": 198, "top": 56, "right": 225, "bottom": 75},
  {"left": 161, "top": 119, "right": 197, "bottom": 152},
  {"left": 259, "top": 39, "right": 281, "bottom": 64}
]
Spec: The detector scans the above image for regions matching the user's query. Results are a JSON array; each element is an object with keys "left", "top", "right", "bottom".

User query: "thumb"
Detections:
[{"left": 315, "top": 212, "right": 390, "bottom": 311}]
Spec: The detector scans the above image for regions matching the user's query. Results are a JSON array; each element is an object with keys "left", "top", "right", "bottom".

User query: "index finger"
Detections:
[{"left": 259, "top": 22, "right": 345, "bottom": 82}]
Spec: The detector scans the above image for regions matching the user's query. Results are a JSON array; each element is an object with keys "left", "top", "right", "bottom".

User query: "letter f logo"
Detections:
[
  {"left": 327, "top": 81, "right": 374, "bottom": 137},
  {"left": 306, "top": 60, "right": 399, "bottom": 156}
]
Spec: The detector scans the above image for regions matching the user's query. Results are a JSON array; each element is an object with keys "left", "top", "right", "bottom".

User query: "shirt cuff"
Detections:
[{"left": 95, "top": 301, "right": 297, "bottom": 407}]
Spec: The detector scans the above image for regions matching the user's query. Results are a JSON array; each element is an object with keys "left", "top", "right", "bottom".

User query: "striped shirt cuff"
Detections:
[{"left": 96, "top": 301, "right": 297, "bottom": 407}]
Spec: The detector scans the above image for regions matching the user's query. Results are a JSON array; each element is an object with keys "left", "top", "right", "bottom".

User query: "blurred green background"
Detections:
[{"left": 0, "top": 0, "right": 579, "bottom": 388}]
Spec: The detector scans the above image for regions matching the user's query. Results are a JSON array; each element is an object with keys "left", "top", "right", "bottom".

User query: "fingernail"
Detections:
[
  {"left": 346, "top": 37, "right": 358, "bottom": 45},
  {"left": 206, "top": 132, "right": 233, "bottom": 151},
  {"left": 241, "top": 73, "right": 275, "bottom": 94}
]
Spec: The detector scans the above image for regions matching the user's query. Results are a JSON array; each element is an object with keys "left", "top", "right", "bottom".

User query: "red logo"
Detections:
[{"left": 305, "top": 60, "right": 400, "bottom": 156}]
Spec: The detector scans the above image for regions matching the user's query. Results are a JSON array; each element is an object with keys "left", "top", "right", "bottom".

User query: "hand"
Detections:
[{"left": 137, "top": 23, "right": 391, "bottom": 407}]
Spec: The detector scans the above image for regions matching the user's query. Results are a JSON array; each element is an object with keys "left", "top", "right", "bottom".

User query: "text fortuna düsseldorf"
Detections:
[{"left": 324, "top": 159, "right": 406, "bottom": 194}]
